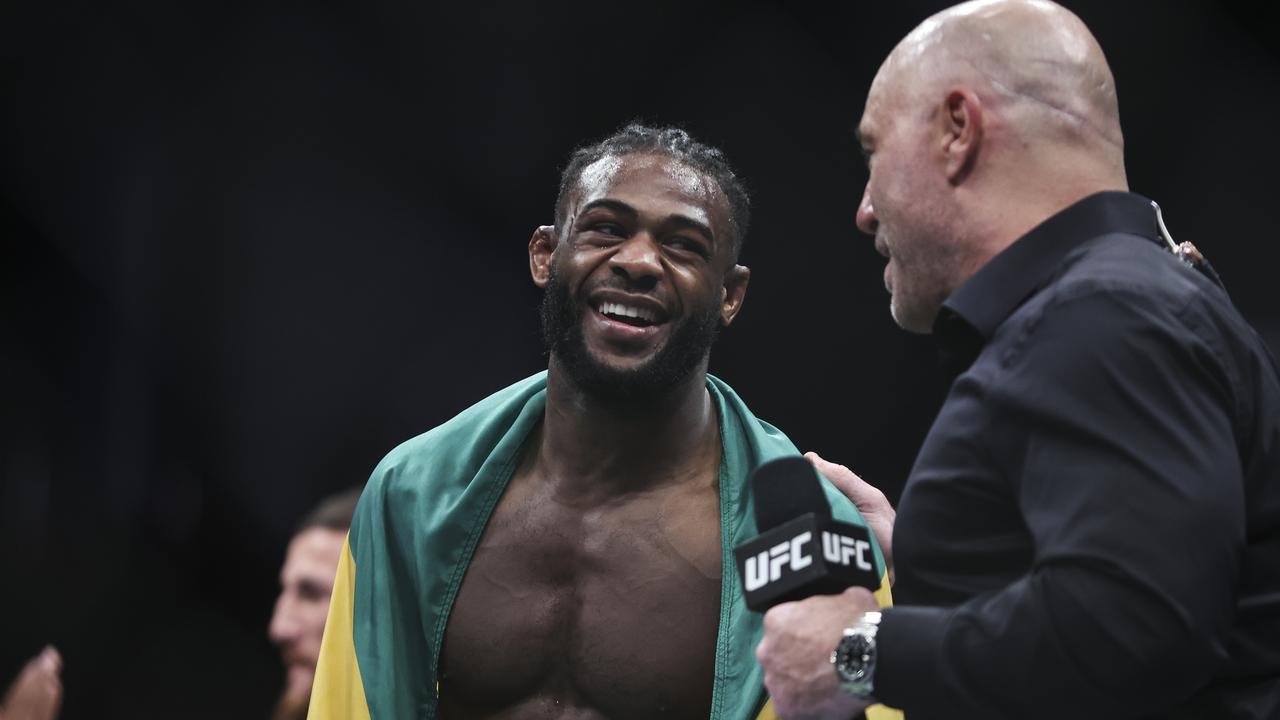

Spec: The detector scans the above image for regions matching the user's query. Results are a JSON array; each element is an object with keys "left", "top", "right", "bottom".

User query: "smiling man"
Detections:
[{"left": 306, "top": 124, "right": 887, "bottom": 720}]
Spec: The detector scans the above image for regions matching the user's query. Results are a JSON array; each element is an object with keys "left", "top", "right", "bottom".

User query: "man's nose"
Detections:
[
  {"left": 269, "top": 595, "right": 299, "bottom": 644},
  {"left": 609, "top": 233, "right": 662, "bottom": 287},
  {"left": 856, "top": 184, "right": 878, "bottom": 236}
]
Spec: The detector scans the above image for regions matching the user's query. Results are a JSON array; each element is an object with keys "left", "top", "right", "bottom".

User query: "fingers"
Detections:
[
  {"left": 804, "top": 452, "right": 886, "bottom": 505},
  {"left": 762, "top": 600, "right": 796, "bottom": 634},
  {"left": 804, "top": 451, "right": 856, "bottom": 483},
  {"left": 805, "top": 451, "right": 896, "bottom": 585},
  {"left": 803, "top": 450, "right": 832, "bottom": 468},
  {"left": 3, "top": 646, "right": 63, "bottom": 720},
  {"left": 757, "top": 606, "right": 780, "bottom": 665},
  {"left": 35, "top": 647, "right": 61, "bottom": 676},
  {"left": 840, "top": 585, "right": 877, "bottom": 605},
  {"left": 757, "top": 592, "right": 878, "bottom": 720}
]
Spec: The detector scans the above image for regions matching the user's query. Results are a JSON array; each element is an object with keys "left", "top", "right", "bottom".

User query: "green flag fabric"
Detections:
[{"left": 309, "top": 372, "right": 892, "bottom": 719}]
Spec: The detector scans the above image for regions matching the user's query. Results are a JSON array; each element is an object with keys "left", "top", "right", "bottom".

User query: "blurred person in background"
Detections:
[{"left": 268, "top": 488, "right": 361, "bottom": 720}]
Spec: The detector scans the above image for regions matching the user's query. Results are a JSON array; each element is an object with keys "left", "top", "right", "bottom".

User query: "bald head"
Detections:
[
  {"left": 881, "top": 0, "right": 1123, "bottom": 162},
  {"left": 856, "top": 0, "right": 1129, "bottom": 333}
]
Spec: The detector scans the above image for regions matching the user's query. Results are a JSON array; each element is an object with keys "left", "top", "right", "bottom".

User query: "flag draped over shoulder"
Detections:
[{"left": 309, "top": 372, "right": 899, "bottom": 720}]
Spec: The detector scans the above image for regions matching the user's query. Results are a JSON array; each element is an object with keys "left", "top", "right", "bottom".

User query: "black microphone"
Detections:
[{"left": 734, "top": 456, "right": 881, "bottom": 612}]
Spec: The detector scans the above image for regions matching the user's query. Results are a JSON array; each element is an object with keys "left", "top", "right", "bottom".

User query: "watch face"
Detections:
[{"left": 834, "top": 633, "right": 874, "bottom": 683}]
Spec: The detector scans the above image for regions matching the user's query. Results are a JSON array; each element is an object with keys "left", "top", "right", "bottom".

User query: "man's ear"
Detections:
[
  {"left": 529, "top": 225, "right": 556, "bottom": 288},
  {"left": 719, "top": 264, "right": 751, "bottom": 327},
  {"left": 941, "top": 88, "right": 983, "bottom": 184}
]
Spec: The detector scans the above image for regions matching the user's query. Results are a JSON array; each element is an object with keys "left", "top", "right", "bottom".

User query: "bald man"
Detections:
[{"left": 758, "top": 1, "right": 1280, "bottom": 719}]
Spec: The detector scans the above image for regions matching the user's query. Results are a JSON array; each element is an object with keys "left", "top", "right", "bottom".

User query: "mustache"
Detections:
[
  {"left": 582, "top": 277, "right": 667, "bottom": 304},
  {"left": 278, "top": 647, "right": 316, "bottom": 668}
]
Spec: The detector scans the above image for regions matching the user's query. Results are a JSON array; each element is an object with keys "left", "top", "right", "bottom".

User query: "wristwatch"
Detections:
[{"left": 831, "top": 611, "right": 881, "bottom": 698}]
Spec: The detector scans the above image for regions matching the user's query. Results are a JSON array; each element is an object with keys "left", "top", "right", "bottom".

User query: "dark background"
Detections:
[{"left": 2, "top": 0, "right": 1276, "bottom": 716}]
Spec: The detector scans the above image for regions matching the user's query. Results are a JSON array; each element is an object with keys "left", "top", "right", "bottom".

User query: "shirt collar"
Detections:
[{"left": 932, "top": 191, "right": 1163, "bottom": 374}]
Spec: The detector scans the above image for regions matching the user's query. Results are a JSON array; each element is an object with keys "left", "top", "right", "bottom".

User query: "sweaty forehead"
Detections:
[
  {"left": 283, "top": 528, "right": 346, "bottom": 580},
  {"left": 573, "top": 153, "right": 731, "bottom": 232},
  {"left": 579, "top": 153, "right": 720, "bottom": 201}
]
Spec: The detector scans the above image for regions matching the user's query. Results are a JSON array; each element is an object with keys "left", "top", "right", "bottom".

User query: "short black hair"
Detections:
[
  {"left": 554, "top": 123, "right": 751, "bottom": 259},
  {"left": 296, "top": 487, "right": 361, "bottom": 535}
]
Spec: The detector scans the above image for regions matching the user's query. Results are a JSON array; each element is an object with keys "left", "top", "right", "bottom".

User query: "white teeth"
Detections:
[{"left": 599, "top": 301, "right": 657, "bottom": 323}]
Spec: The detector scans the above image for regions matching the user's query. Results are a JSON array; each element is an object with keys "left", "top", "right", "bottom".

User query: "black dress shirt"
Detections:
[{"left": 874, "top": 192, "right": 1280, "bottom": 719}]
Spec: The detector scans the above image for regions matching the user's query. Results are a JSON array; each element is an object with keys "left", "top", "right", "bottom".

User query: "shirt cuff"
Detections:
[{"left": 874, "top": 605, "right": 954, "bottom": 711}]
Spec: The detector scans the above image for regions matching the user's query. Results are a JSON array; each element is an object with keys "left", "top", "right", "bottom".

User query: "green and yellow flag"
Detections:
[{"left": 309, "top": 372, "right": 899, "bottom": 719}]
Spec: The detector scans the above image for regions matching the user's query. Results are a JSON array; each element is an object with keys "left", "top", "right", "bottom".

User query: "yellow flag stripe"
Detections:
[{"left": 307, "top": 536, "right": 372, "bottom": 720}]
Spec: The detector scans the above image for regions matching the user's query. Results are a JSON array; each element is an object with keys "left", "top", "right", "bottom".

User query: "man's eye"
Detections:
[
  {"left": 592, "top": 222, "right": 623, "bottom": 236},
  {"left": 667, "top": 237, "right": 708, "bottom": 256},
  {"left": 298, "top": 582, "right": 327, "bottom": 602}
]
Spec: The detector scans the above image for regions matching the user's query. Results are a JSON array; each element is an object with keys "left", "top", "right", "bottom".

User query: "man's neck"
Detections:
[
  {"left": 956, "top": 175, "right": 1130, "bottom": 287},
  {"left": 534, "top": 358, "right": 721, "bottom": 502}
]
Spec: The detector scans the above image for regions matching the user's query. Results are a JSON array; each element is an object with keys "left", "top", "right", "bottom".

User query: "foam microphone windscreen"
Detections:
[
  {"left": 736, "top": 456, "right": 880, "bottom": 611},
  {"left": 752, "top": 455, "right": 832, "bottom": 532}
]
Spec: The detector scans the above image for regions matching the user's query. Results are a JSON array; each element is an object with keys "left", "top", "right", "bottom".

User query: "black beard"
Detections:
[{"left": 540, "top": 267, "right": 721, "bottom": 402}]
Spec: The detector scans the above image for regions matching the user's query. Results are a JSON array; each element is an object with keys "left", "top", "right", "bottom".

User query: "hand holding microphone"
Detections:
[
  {"left": 758, "top": 587, "right": 880, "bottom": 720},
  {"left": 739, "top": 456, "right": 887, "bottom": 719}
]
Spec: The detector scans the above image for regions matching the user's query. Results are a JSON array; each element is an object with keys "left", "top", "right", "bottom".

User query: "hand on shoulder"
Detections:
[{"left": 805, "top": 452, "right": 895, "bottom": 585}]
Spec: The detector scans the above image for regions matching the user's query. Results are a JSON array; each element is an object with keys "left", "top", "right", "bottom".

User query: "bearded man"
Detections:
[{"left": 306, "top": 124, "right": 890, "bottom": 720}]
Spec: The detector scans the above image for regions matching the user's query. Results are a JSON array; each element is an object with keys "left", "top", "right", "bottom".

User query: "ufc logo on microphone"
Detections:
[
  {"left": 821, "top": 531, "right": 873, "bottom": 572},
  {"left": 743, "top": 531, "right": 814, "bottom": 591}
]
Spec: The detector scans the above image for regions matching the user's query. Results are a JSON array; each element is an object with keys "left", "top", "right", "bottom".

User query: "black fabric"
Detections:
[{"left": 875, "top": 192, "right": 1280, "bottom": 719}]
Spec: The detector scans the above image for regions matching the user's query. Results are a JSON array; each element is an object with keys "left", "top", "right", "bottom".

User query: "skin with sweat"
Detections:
[{"left": 438, "top": 152, "right": 750, "bottom": 719}]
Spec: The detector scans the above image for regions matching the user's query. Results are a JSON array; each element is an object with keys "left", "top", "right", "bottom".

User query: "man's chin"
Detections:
[
  {"left": 584, "top": 345, "right": 663, "bottom": 375},
  {"left": 543, "top": 278, "right": 719, "bottom": 401},
  {"left": 569, "top": 356, "right": 667, "bottom": 397},
  {"left": 285, "top": 666, "right": 316, "bottom": 695},
  {"left": 890, "top": 294, "right": 936, "bottom": 335},
  {"left": 272, "top": 676, "right": 313, "bottom": 720}
]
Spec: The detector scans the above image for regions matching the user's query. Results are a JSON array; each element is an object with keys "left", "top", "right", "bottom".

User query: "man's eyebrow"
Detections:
[
  {"left": 664, "top": 214, "right": 715, "bottom": 243},
  {"left": 578, "top": 198, "right": 715, "bottom": 245},
  {"left": 578, "top": 198, "right": 638, "bottom": 218}
]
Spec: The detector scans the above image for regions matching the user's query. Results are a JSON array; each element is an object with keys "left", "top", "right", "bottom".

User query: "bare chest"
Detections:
[{"left": 439, "top": 472, "right": 724, "bottom": 719}]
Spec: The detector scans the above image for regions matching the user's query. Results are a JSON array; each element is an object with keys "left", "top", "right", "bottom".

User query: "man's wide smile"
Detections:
[
  {"left": 586, "top": 293, "right": 672, "bottom": 346},
  {"left": 598, "top": 300, "right": 659, "bottom": 326}
]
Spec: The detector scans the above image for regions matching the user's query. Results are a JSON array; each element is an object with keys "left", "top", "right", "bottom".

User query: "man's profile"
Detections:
[
  {"left": 268, "top": 488, "right": 359, "bottom": 720},
  {"left": 757, "top": 2, "right": 1280, "bottom": 719}
]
